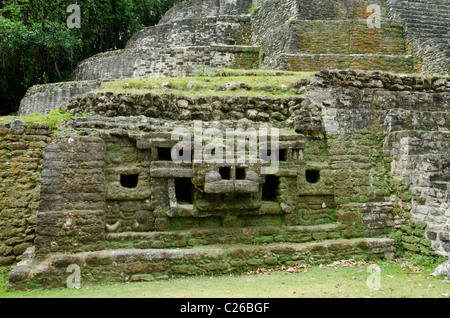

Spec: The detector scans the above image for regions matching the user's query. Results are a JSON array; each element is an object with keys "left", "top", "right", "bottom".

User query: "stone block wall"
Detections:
[
  {"left": 71, "top": 46, "right": 260, "bottom": 82},
  {"left": 282, "top": 54, "right": 414, "bottom": 73},
  {"left": 387, "top": 0, "right": 450, "bottom": 74},
  {"left": 160, "top": 0, "right": 222, "bottom": 23},
  {"left": 160, "top": 0, "right": 253, "bottom": 24},
  {"left": 384, "top": 130, "right": 450, "bottom": 256},
  {"left": 34, "top": 135, "right": 106, "bottom": 257},
  {"left": 252, "top": 0, "right": 415, "bottom": 73},
  {"left": 308, "top": 69, "right": 449, "bottom": 257},
  {"left": 327, "top": 131, "right": 404, "bottom": 238},
  {"left": 251, "top": 0, "right": 302, "bottom": 69},
  {"left": 18, "top": 81, "right": 101, "bottom": 116},
  {"left": 65, "top": 91, "right": 304, "bottom": 123},
  {"left": 0, "top": 122, "right": 54, "bottom": 264},
  {"left": 127, "top": 16, "right": 252, "bottom": 50},
  {"left": 293, "top": 0, "right": 388, "bottom": 21},
  {"left": 288, "top": 20, "right": 407, "bottom": 55}
]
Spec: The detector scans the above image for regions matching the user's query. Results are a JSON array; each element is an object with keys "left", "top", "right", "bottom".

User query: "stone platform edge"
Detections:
[{"left": 6, "top": 237, "right": 395, "bottom": 290}]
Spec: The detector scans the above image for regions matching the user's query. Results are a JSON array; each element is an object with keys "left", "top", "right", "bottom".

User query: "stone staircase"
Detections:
[
  {"left": 387, "top": 0, "right": 450, "bottom": 74},
  {"left": 254, "top": 0, "right": 415, "bottom": 73},
  {"left": 19, "top": 0, "right": 450, "bottom": 116}
]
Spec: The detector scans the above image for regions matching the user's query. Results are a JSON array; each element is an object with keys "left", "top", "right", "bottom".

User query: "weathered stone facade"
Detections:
[
  {"left": 0, "top": 122, "right": 54, "bottom": 265},
  {"left": 387, "top": 0, "right": 450, "bottom": 75},
  {"left": 2, "top": 0, "right": 449, "bottom": 290},
  {"left": 5, "top": 69, "right": 449, "bottom": 290},
  {"left": 252, "top": 0, "right": 415, "bottom": 73}
]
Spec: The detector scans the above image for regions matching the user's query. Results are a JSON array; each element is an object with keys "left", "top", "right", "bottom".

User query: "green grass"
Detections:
[
  {"left": 0, "top": 110, "right": 74, "bottom": 129},
  {"left": 94, "top": 69, "right": 315, "bottom": 98},
  {"left": 1, "top": 259, "right": 448, "bottom": 298},
  {"left": 0, "top": 116, "right": 14, "bottom": 126}
]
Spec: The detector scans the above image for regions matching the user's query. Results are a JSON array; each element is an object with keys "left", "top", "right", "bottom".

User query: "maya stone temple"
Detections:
[{"left": 1, "top": 0, "right": 449, "bottom": 289}]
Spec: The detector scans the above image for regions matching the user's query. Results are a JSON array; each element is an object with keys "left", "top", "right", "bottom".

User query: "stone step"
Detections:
[
  {"left": 159, "top": 0, "right": 254, "bottom": 24},
  {"left": 387, "top": 0, "right": 450, "bottom": 73},
  {"left": 292, "top": 0, "right": 391, "bottom": 20},
  {"left": 7, "top": 237, "right": 396, "bottom": 290},
  {"left": 72, "top": 45, "right": 261, "bottom": 81},
  {"left": 280, "top": 53, "right": 415, "bottom": 73},
  {"left": 285, "top": 18, "right": 408, "bottom": 55},
  {"left": 126, "top": 15, "right": 252, "bottom": 50},
  {"left": 105, "top": 223, "right": 343, "bottom": 249},
  {"left": 392, "top": 4, "right": 450, "bottom": 13}
]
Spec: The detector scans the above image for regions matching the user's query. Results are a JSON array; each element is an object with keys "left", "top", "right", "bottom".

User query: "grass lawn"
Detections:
[
  {"left": 94, "top": 69, "right": 315, "bottom": 98},
  {"left": 0, "top": 258, "right": 448, "bottom": 298},
  {"left": 0, "top": 110, "right": 74, "bottom": 128}
]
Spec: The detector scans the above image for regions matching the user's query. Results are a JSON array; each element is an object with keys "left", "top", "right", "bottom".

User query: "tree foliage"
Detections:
[{"left": 0, "top": 0, "right": 181, "bottom": 115}]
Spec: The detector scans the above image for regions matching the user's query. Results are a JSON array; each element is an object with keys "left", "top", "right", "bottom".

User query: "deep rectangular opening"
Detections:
[
  {"left": 262, "top": 175, "right": 279, "bottom": 202},
  {"left": 175, "top": 178, "right": 193, "bottom": 204},
  {"left": 306, "top": 170, "right": 320, "bottom": 184},
  {"left": 279, "top": 149, "right": 287, "bottom": 162},
  {"left": 157, "top": 147, "right": 172, "bottom": 161},
  {"left": 120, "top": 174, "right": 139, "bottom": 189},
  {"left": 236, "top": 167, "right": 246, "bottom": 180},
  {"left": 219, "top": 167, "right": 231, "bottom": 180}
]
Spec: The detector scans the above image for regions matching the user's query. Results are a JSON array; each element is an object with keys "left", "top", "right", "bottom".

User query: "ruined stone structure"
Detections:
[
  {"left": 17, "top": 0, "right": 450, "bottom": 117},
  {"left": 1, "top": 0, "right": 449, "bottom": 289}
]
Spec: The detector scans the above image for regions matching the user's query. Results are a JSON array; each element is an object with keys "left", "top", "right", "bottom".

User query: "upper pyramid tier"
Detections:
[
  {"left": 251, "top": 0, "right": 416, "bottom": 73},
  {"left": 71, "top": 0, "right": 449, "bottom": 82},
  {"left": 17, "top": 0, "right": 449, "bottom": 115},
  {"left": 71, "top": 0, "right": 259, "bottom": 81}
]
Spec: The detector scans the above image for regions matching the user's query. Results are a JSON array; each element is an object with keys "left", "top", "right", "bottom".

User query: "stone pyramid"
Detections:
[{"left": 19, "top": 0, "right": 450, "bottom": 116}]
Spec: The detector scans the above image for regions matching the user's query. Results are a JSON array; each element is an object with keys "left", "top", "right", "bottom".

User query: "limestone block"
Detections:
[
  {"left": 204, "top": 180, "right": 234, "bottom": 193},
  {"left": 235, "top": 180, "right": 259, "bottom": 193}
]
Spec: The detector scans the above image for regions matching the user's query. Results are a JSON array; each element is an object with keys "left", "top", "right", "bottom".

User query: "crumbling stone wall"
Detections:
[
  {"left": 0, "top": 122, "right": 54, "bottom": 264},
  {"left": 64, "top": 91, "right": 307, "bottom": 123},
  {"left": 127, "top": 16, "right": 253, "bottom": 49},
  {"left": 307, "top": 70, "right": 450, "bottom": 257},
  {"left": 160, "top": 0, "right": 253, "bottom": 24},
  {"left": 71, "top": 46, "right": 259, "bottom": 82},
  {"left": 5, "top": 70, "right": 449, "bottom": 290},
  {"left": 385, "top": 131, "right": 450, "bottom": 257}
]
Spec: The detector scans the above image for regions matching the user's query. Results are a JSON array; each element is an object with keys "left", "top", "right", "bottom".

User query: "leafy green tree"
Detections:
[{"left": 0, "top": 0, "right": 181, "bottom": 115}]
